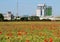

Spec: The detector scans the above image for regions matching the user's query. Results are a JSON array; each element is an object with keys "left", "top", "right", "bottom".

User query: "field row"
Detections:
[{"left": 0, "top": 22, "right": 60, "bottom": 42}]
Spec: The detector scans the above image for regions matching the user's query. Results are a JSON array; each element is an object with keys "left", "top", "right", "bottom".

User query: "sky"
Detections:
[{"left": 0, "top": 0, "right": 60, "bottom": 16}]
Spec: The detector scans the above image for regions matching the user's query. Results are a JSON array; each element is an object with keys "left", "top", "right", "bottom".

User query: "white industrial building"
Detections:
[
  {"left": 36, "top": 4, "right": 52, "bottom": 20},
  {"left": 3, "top": 11, "right": 14, "bottom": 20},
  {"left": 36, "top": 4, "right": 45, "bottom": 17}
]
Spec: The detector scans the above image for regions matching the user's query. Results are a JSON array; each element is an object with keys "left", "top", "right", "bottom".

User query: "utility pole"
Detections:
[
  {"left": 44, "top": 0, "right": 46, "bottom": 4},
  {"left": 16, "top": 0, "right": 18, "bottom": 17}
]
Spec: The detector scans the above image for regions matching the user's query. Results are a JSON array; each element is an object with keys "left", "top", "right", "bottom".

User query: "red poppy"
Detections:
[
  {"left": 7, "top": 33, "right": 13, "bottom": 37},
  {"left": 24, "top": 32, "right": 27, "bottom": 35},
  {"left": 49, "top": 38, "right": 53, "bottom": 42},
  {"left": 17, "top": 31, "right": 22, "bottom": 36},
  {"left": 17, "top": 32, "right": 22, "bottom": 36},
  {"left": 26, "top": 40, "right": 30, "bottom": 42},
  {"left": 0, "top": 32, "right": 2, "bottom": 34},
  {"left": 44, "top": 39, "right": 48, "bottom": 42}
]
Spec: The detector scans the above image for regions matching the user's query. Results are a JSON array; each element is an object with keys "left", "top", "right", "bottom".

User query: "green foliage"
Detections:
[
  {"left": 20, "top": 17, "right": 28, "bottom": 21},
  {"left": 0, "top": 13, "right": 4, "bottom": 21},
  {"left": 29, "top": 16, "right": 40, "bottom": 21}
]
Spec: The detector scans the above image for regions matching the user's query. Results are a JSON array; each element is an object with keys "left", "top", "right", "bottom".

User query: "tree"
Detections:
[
  {"left": 0, "top": 13, "right": 4, "bottom": 21},
  {"left": 20, "top": 17, "right": 28, "bottom": 21},
  {"left": 30, "top": 16, "right": 40, "bottom": 21}
]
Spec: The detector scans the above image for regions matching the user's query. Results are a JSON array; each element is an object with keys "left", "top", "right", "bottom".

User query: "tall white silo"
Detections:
[{"left": 36, "top": 4, "right": 46, "bottom": 17}]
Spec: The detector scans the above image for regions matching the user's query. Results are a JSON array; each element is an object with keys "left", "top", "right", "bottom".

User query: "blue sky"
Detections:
[{"left": 0, "top": 0, "right": 60, "bottom": 16}]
